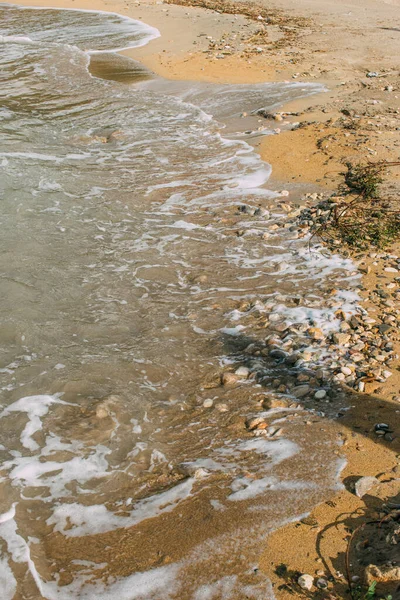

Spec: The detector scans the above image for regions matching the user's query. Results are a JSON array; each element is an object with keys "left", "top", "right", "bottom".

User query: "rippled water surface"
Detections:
[{"left": 0, "top": 4, "right": 361, "bottom": 598}]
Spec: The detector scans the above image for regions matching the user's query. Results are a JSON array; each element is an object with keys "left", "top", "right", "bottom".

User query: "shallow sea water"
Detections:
[{"left": 0, "top": 4, "right": 360, "bottom": 598}]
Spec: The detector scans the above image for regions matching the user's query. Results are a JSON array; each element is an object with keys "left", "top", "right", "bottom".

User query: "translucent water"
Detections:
[{"left": 0, "top": 5, "right": 359, "bottom": 598}]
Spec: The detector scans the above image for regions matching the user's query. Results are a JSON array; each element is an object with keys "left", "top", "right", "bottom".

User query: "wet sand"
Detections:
[{"left": 10, "top": 0, "right": 400, "bottom": 596}]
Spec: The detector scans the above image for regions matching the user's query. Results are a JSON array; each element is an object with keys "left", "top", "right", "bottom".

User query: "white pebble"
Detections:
[
  {"left": 298, "top": 574, "right": 314, "bottom": 590},
  {"left": 203, "top": 399, "right": 213, "bottom": 408},
  {"left": 194, "top": 468, "right": 210, "bottom": 479},
  {"left": 341, "top": 366, "right": 352, "bottom": 376},
  {"left": 235, "top": 366, "right": 250, "bottom": 378},
  {"left": 314, "top": 390, "right": 327, "bottom": 399}
]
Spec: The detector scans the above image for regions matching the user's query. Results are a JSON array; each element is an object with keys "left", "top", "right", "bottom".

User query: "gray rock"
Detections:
[{"left": 293, "top": 385, "right": 310, "bottom": 398}]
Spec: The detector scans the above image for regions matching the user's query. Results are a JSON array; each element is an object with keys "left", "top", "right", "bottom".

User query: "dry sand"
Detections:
[{"left": 11, "top": 0, "right": 400, "bottom": 596}]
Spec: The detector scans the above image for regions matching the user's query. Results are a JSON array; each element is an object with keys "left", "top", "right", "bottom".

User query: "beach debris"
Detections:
[{"left": 365, "top": 564, "right": 400, "bottom": 584}]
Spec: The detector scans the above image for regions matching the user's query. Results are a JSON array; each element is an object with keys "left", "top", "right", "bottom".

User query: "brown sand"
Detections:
[{"left": 11, "top": 0, "right": 400, "bottom": 596}]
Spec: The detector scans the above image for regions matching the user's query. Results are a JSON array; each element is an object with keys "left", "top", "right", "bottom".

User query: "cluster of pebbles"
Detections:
[{"left": 220, "top": 192, "right": 399, "bottom": 440}]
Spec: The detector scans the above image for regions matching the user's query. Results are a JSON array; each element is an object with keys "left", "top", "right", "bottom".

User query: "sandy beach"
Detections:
[{"left": 5, "top": 0, "right": 400, "bottom": 596}]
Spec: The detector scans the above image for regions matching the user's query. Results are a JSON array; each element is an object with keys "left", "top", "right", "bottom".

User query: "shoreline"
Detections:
[{"left": 8, "top": 0, "right": 400, "bottom": 596}]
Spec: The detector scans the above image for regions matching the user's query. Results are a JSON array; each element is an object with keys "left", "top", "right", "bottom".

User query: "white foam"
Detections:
[
  {"left": 47, "top": 477, "right": 195, "bottom": 537},
  {"left": 0, "top": 514, "right": 44, "bottom": 596},
  {"left": 193, "top": 576, "right": 238, "bottom": 600},
  {"left": 237, "top": 438, "right": 299, "bottom": 463},
  {"left": 228, "top": 475, "right": 315, "bottom": 501},
  {"left": 0, "top": 557, "right": 16, "bottom": 600},
  {"left": 0, "top": 511, "right": 179, "bottom": 600},
  {"left": 0, "top": 34, "right": 34, "bottom": 44},
  {"left": 42, "top": 563, "right": 180, "bottom": 600},
  {"left": 170, "top": 220, "right": 200, "bottom": 231},
  {"left": 2, "top": 4, "right": 160, "bottom": 54},
  {"left": 0, "top": 394, "right": 70, "bottom": 451}
]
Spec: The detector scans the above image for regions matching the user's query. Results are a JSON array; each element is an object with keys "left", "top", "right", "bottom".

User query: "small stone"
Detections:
[
  {"left": 95, "top": 406, "right": 110, "bottom": 419},
  {"left": 335, "top": 372, "right": 346, "bottom": 382},
  {"left": 341, "top": 366, "right": 352, "bottom": 376},
  {"left": 292, "top": 385, "right": 310, "bottom": 398},
  {"left": 384, "top": 267, "right": 398, "bottom": 273},
  {"left": 254, "top": 207, "right": 270, "bottom": 218},
  {"left": 221, "top": 373, "right": 238, "bottom": 385},
  {"left": 378, "top": 324, "right": 392, "bottom": 334},
  {"left": 316, "top": 578, "right": 328, "bottom": 589},
  {"left": 246, "top": 417, "right": 266, "bottom": 431},
  {"left": 267, "top": 427, "right": 283, "bottom": 437},
  {"left": 355, "top": 475, "right": 379, "bottom": 498},
  {"left": 314, "top": 390, "right": 327, "bottom": 399},
  {"left": 269, "top": 349, "right": 287, "bottom": 360},
  {"left": 194, "top": 468, "right": 210, "bottom": 479},
  {"left": 375, "top": 423, "right": 389, "bottom": 431},
  {"left": 298, "top": 574, "right": 314, "bottom": 590},
  {"left": 307, "top": 327, "right": 325, "bottom": 340},
  {"left": 262, "top": 397, "right": 288, "bottom": 409},
  {"left": 332, "top": 333, "right": 350, "bottom": 345},
  {"left": 235, "top": 366, "right": 250, "bottom": 378},
  {"left": 203, "top": 399, "right": 213, "bottom": 408}
]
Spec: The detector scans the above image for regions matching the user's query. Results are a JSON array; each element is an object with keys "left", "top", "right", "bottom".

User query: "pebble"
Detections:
[
  {"left": 308, "top": 327, "right": 325, "bottom": 340},
  {"left": 194, "top": 468, "right": 210, "bottom": 479},
  {"left": 292, "top": 385, "right": 310, "bottom": 398},
  {"left": 96, "top": 406, "right": 110, "bottom": 419},
  {"left": 375, "top": 423, "right": 389, "bottom": 431},
  {"left": 203, "top": 399, "right": 214, "bottom": 408},
  {"left": 246, "top": 417, "right": 266, "bottom": 431},
  {"left": 332, "top": 332, "right": 350, "bottom": 345},
  {"left": 298, "top": 574, "right": 314, "bottom": 590},
  {"left": 235, "top": 366, "right": 250, "bottom": 378},
  {"left": 221, "top": 372, "right": 238, "bottom": 385},
  {"left": 335, "top": 372, "right": 346, "bottom": 382},
  {"left": 355, "top": 476, "right": 379, "bottom": 498},
  {"left": 341, "top": 366, "right": 352, "bottom": 376},
  {"left": 314, "top": 389, "right": 327, "bottom": 399},
  {"left": 316, "top": 578, "right": 328, "bottom": 589}
]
